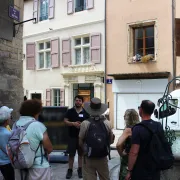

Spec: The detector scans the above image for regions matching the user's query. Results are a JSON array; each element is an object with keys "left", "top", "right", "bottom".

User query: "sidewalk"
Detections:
[
  {"left": 0, "top": 150, "right": 120, "bottom": 180},
  {"left": 51, "top": 150, "right": 120, "bottom": 180}
]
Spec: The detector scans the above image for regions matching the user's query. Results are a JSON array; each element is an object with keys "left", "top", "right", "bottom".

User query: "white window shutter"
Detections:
[
  {"left": 90, "top": 33, "right": 101, "bottom": 64},
  {"left": 26, "top": 43, "right": 36, "bottom": 70},
  {"left": 60, "top": 89, "right": 64, "bottom": 106},
  {"left": 67, "top": 0, "right": 74, "bottom": 15},
  {"left": 46, "top": 89, "right": 51, "bottom": 106},
  {"left": 33, "top": 0, "right": 38, "bottom": 22},
  {"left": 51, "top": 38, "right": 59, "bottom": 68},
  {"left": 49, "top": 0, "right": 55, "bottom": 19},
  {"left": 86, "top": 0, "right": 94, "bottom": 10}
]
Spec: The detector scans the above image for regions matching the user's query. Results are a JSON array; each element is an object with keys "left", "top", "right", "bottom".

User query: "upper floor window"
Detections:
[
  {"left": 128, "top": 23, "right": 156, "bottom": 63},
  {"left": 74, "top": 36, "right": 90, "bottom": 65},
  {"left": 38, "top": 41, "right": 51, "bottom": 69},
  {"left": 134, "top": 26, "right": 154, "bottom": 56},
  {"left": 75, "top": 0, "right": 86, "bottom": 12},
  {"left": 39, "top": 0, "right": 48, "bottom": 21}
]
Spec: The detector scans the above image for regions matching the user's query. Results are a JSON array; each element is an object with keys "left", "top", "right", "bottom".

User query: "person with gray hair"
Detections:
[{"left": 0, "top": 107, "right": 15, "bottom": 180}]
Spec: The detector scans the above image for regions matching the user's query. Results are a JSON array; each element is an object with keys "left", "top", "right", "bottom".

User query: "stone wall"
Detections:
[{"left": 0, "top": 0, "right": 24, "bottom": 122}]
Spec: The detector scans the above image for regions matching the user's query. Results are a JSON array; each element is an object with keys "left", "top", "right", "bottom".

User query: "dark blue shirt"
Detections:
[{"left": 131, "top": 120, "right": 163, "bottom": 180}]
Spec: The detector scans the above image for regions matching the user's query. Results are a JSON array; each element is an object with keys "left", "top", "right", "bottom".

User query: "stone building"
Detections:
[{"left": 0, "top": 0, "right": 24, "bottom": 120}]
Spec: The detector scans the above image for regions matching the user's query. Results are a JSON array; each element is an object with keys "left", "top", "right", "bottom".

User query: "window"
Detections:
[
  {"left": 134, "top": 26, "right": 154, "bottom": 56},
  {"left": 75, "top": 0, "right": 86, "bottom": 12},
  {"left": 74, "top": 36, "right": 90, "bottom": 65},
  {"left": 39, "top": 0, "right": 48, "bottom": 21},
  {"left": 38, "top": 41, "right": 51, "bottom": 69},
  {"left": 53, "top": 89, "right": 60, "bottom": 106}
]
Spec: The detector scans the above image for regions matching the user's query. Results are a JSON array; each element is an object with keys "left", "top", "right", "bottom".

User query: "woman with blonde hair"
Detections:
[{"left": 116, "top": 109, "right": 139, "bottom": 180}]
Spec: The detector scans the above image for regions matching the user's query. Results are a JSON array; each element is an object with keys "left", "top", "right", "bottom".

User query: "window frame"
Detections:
[
  {"left": 52, "top": 88, "right": 61, "bottom": 106},
  {"left": 127, "top": 21, "right": 157, "bottom": 63},
  {"left": 74, "top": 36, "right": 90, "bottom": 65},
  {"left": 37, "top": 40, "right": 51, "bottom": 69},
  {"left": 133, "top": 25, "right": 155, "bottom": 56},
  {"left": 39, "top": 0, "right": 49, "bottom": 22}
]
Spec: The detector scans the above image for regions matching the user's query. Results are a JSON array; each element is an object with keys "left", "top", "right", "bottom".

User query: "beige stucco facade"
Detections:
[{"left": 106, "top": 0, "right": 180, "bottom": 143}]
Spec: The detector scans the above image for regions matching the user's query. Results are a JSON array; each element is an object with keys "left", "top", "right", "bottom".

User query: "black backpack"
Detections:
[
  {"left": 84, "top": 117, "right": 110, "bottom": 159},
  {"left": 136, "top": 123, "right": 174, "bottom": 171}
]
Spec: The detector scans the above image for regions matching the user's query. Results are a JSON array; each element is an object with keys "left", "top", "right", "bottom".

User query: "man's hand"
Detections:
[
  {"left": 125, "top": 172, "right": 131, "bottom": 180},
  {"left": 73, "top": 121, "right": 81, "bottom": 128}
]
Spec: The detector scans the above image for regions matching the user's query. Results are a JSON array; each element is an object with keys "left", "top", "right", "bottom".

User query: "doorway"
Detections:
[
  {"left": 73, "top": 83, "right": 94, "bottom": 103},
  {"left": 31, "top": 93, "right": 42, "bottom": 100}
]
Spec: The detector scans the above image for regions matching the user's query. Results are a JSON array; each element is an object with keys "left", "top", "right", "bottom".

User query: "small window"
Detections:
[
  {"left": 39, "top": 0, "right": 49, "bottom": 21},
  {"left": 134, "top": 26, "right": 154, "bottom": 56},
  {"left": 38, "top": 41, "right": 51, "bottom": 69},
  {"left": 53, "top": 89, "right": 61, "bottom": 106},
  {"left": 74, "top": 36, "right": 90, "bottom": 65},
  {"left": 75, "top": 0, "right": 86, "bottom": 12}
]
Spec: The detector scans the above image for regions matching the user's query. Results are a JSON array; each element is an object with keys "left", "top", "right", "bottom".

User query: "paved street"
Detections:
[{"left": 0, "top": 150, "right": 120, "bottom": 180}]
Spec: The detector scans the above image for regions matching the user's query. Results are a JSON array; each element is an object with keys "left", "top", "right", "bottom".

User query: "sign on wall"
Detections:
[{"left": 9, "top": 6, "right": 20, "bottom": 22}]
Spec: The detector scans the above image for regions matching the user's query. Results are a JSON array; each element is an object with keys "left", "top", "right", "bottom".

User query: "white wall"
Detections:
[
  {"left": 23, "top": 0, "right": 105, "bottom": 37},
  {"left": 23, "top": 22, "right": 105, "bottom": 105}
]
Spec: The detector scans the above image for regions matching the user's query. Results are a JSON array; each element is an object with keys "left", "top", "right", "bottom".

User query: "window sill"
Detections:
[
  {"left": 128, "top": 59, "right": 157, "bottom": 64},
  {"left": 36, "top": 68, "right": 51, "bottom": 71}
]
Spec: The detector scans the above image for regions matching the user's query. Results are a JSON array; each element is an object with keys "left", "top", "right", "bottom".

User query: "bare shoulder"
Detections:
[{"left": 123, "top": 128, "right": 132, "bottom": 136}]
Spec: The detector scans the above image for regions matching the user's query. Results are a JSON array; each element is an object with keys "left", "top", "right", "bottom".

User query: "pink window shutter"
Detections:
[
  {"left": 33, "top": 0, "right": 38, "bottom": 22},
  {"left": 60, "top": 89, "right": 64, "bottom": 106},
  {"left": 67, "top": 0, "right": 74, "bottom": 15},
  {"left": 90, "top": 33, "right": 101, "bottom": 64},
  {"left": 26, "top": 43, "right": 36, "bottom": 70},
  {"left": 46, "top": 89, "right": 51, "bottom": 106},
  {"left": 62, "top": 39, "right": 71, "bottom": 66},
  {"left": 86, "top": 0, "right": 94, "bottom": 10},
  {"left": 49, "top": 0, "right": 55, "bottom": 19},
  {"left": 51, "top": 38, "right": 59, "bottom": 68}
]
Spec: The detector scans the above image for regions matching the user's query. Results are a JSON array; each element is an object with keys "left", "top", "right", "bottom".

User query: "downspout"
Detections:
[
  {"left": 104, "top": 0, "right": 107, "bottom": 103},
  {"left": 172, "top": 0, "right": 176, "bottom": 90}
]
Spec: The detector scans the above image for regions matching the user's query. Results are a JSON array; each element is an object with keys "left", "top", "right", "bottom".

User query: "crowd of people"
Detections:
[{"left": 0, "top": 96, "right": 173, "bottom": 180}]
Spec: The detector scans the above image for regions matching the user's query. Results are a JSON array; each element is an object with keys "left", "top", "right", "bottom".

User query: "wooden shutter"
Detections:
[
  {"left": 176, "top": 19, "right": 180, "bottom": 56},
  {"left": 46, "top": 89, "right": 51, "bottom": 106},
  {"left": 67, "top": 0, "right": 74, "bottom": 15},
  {"left": 86, "top": 0, "right": 94, "bottom": 10},
  {"left": 90, "top": 33, "right": 101, "bottom": 64},
  {"left": 51, "top": 38, "right": 59, "bottom": 68},
  {"left": 49, "top": 0, "right": 55, "bottom": 19},
  {"left": 60, "top": 89, "right": 64, "bottom": 106},
  {"left": 33, "top": 0, "right": 38, "bottom": 22},
  {"left": 26, "top": 43, "right": 36, "bottom": 70},
  {"left": 62, "top": 39, "right": 71, "bottom": 66}
]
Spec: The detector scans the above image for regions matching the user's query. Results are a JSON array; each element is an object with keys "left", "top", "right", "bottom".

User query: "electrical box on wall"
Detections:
[{"left": 0, "top": 0, "right": 14, "bottom": 41}]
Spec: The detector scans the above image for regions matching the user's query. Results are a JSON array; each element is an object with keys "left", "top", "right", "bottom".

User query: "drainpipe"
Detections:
[
  {"left": 172, "top": 0, "right": 176, "bottom": 90},
  {"left": 104, "top": 0, "right": 107, "bottom": 103}
]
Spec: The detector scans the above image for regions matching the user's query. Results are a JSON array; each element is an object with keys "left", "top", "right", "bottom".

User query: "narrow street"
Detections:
[{"left": 0, "top": 150, "right": 120, "bottom": 180}]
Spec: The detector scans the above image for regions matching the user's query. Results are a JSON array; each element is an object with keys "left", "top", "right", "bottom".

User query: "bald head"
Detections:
[{"left": 140, "top": 100, "right": 155, "bottom": 116}]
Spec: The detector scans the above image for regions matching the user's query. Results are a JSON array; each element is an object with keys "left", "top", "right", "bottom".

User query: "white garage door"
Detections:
[{"left": 116, "top": 93, "right": 163, "bottom": 129}]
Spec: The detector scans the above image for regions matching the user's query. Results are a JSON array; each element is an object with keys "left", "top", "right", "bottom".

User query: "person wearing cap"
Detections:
[
  {"left": 0, "top": 106, "right": 13, "bottom": 131},
  {"left": 79, "top": 97, "right": 115, "bottom": 180},
  {"left": 0, "top": 108, "right": 15, "bottom": 180}
]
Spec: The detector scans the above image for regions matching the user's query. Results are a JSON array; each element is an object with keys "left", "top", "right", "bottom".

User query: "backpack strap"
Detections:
[{"left": 23, "top": 120, "right": 36, "bottom": 130}]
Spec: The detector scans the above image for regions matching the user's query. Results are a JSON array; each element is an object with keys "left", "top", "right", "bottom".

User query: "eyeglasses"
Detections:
[{"left": 138, "top": 106, "right": 141, "bottom": 109}]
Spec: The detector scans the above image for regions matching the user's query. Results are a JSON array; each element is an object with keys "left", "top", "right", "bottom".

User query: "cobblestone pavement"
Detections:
[{"left": 0, "top": 150, "right": 120, "bottom": 180}]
